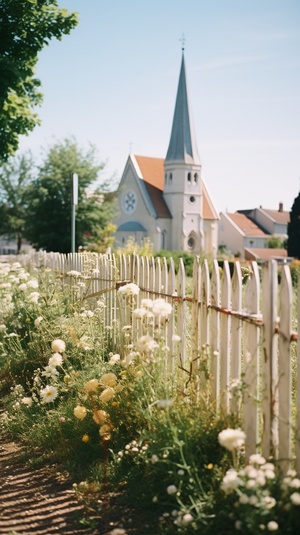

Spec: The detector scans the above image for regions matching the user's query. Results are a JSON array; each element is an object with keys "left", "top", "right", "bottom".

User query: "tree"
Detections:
[
  {"left": 0, "top": 0, "right": 78, "bottom": 161},
  {"left": 24, "top": 138, "right": 117, "bottom": 253},
  {"left": 287, "top": 192, "right": 300, "bottom": 258},
  {"left": 0, "top": 152, "right": 34, "bottom": 252}
]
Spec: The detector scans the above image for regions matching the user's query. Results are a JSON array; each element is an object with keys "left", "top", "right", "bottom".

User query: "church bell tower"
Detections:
[{"left": 163, "top": 47, "right": 203, "bottom": 253}]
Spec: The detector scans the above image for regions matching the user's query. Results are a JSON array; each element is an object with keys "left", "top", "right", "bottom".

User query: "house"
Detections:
[
  {"left": 114, "top": 50, "right": 219, "bottom": 256},
  {"left": 218, "top": 204, "right": 290, "bottom": 259}
]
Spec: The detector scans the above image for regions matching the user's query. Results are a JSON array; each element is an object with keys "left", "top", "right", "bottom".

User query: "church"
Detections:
[{"left": 114, "top": 50, "right": 219, "bottom": 256}]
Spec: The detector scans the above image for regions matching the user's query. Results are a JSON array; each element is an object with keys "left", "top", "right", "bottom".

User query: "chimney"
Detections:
[{"left": 279, "top": 202, "right": 283, "bottom": 212}]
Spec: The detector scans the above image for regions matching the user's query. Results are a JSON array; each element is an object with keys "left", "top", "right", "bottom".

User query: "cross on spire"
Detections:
[{"left": 179, "top": 33, "right": 185, "bottom": 51}]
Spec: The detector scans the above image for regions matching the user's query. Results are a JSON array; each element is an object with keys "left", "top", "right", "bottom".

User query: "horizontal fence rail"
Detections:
[{"left": 4, "top": 251, "right": 299, "bottom": 473}]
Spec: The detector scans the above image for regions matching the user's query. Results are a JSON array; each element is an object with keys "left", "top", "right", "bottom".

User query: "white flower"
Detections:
[
  {"left": 18, "top": 283, "right": 27, "bottom": 291},
  {"left": 267, "top": 521, "right": 278, "bottom": 531},
  {"left": 182, "top": 513, "right": 193, "bottom": 525},
  {"left": 221, "top": 469, "right": 243, "bottom": 494},
  {"left": 132, "top": 307, "right": 147, "bottom": 319},
  {"left": 152, "top": 298, "right": 172, "bottom": 318},
  {"left": 239, "top": 493, "right": 249, "bottom": 504},
  {"left": 289, "top": 478, "right": 300, "bottom": 488},
  {"left": 21, "top": 397, "right": 33, "bottom": 407},
  {"left": 27, "top": 279, "right": 39, "bottom": 289},
  {"left": 167, "top": 484, "right": 177, "bottom": 495},
  {"left": 263, "top": 496, "right": 276, "bottom": 509},
  {"left": 109, "top": 529, "right": 127, "bottom": 535},
  {"left": 118, "top": 282, "right": 139, "bottom": 296},
  {"left": 151, "top": 454, "right": 159, "bottom": 464},
  {"left": 40, "top": 385, "right": 58, "bottom": 403},
  {"left": 290, "top": 492, "right": 300, "bottom": 505},
  {"left": 157, "top": 399, "right": 173, "bottom": 410},
  {"left": 48, "top": 353, "right": 63, "bottom": 367},
  {"left": 109, "top": 353, "right": 120, "bottom": 364},
  {"left": 172, "top": 334, "right": 181, "bottom": 342},
  {"left": 34, "top": 316, "right": 43, "bottom": 328},
  {"left": 249, "top": 454, "right": 266, "bottom": 465},
  {"left": 42, "top": 366, "right": 59, "bottom": 379},
  {"left": 136, "top": 335, "right": 158, "bottom": 354},
  {"left": 67, "top": 270, "right": 81, "bottom": 277},
  {"left": 141, "top": 298, "right": 153, "bottom": 309},
  {"left": 28, "top": 291, "right": 40, "bottom": 303},
  {"left": 218, "top": 428, "right": 246, "bottom": 451},
  {"left": 51, "top": 339, "right": 66, "bottom": 353},
  {"left": 100, "top": 387, "right": 115, "bottom": 402}
]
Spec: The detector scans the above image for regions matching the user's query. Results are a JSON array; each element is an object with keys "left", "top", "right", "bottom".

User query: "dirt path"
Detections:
[{"left": 0, "top": 439, "right": 98, "bottom": 535}]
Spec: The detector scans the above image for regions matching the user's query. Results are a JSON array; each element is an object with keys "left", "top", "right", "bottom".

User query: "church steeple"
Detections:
[{"left": 166, "top": 50, "right": 201, "bottom": 165}]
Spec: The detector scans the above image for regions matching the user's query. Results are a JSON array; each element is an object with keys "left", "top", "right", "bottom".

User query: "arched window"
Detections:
[
  {"left": 187, "top": 172, "right": 191, "bottom": 182},
  {"left": 194, "top": 173, "right": 198, "bottom": 183},
  {"left": 169, "top": 172, "right": 173, "bottom": 184}
]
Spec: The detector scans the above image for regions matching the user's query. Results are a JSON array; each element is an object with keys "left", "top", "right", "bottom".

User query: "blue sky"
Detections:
[{"left": 18, "top": 0, "right": 300, "bottom": 213}]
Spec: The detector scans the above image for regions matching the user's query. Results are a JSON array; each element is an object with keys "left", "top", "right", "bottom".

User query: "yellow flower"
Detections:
[
  {"left": 207, "top": 463, "right": 214, "bottom": 470},
  {"left": 82, "top": 434, "right": 90, "bottom": 443},
  {"left": 99, "top": 424, "right": 112, "bottom": 441},
  {"left": 100, "top": 387, "right": 115, "bottom": 402},
  {"left": 93, "top": 409, "right": 108, "bottom": 425},
  {"left": 73, "top": 405, "right": 87, "bottom": 420},
  {"left": 84, "top": 379, "right": 99, "bottom": 393},
  {"left": 100, "top": 372, "right": 118, "bottom": 387}
]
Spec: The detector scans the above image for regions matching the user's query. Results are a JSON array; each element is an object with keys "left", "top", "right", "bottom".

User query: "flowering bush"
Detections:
[{"left": 0, "top": 258, "right": 299, "bottom": 535}]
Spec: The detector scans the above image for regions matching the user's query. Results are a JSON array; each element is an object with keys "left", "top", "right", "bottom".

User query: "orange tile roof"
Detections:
[
  {"left": 228, "top": 212, "right": 267, "bottom": 236},
  {"left": 134, "top": 154, "right": 218, "bottom": 220},
  {"left": 245, "top": 248, "right": 287, "bottom": 261},
  {"left": 135, "top": 155, "right": 164, "bottom": 190},
  {"left": 261, "top": 208, "right": 290, "bottom": 224}
]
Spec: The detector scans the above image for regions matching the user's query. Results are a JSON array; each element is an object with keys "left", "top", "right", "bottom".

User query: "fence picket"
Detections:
[
  {"left": 210, "top": 260, "right": 220, "bottom": 407},
  {"left": 220, "top": 261, "right": 231, "bottom": 413},
  {"left": 278, "top": 265, "right": 293, "bottom": 471},
  {"left": 243, "top": 262, "right": 260, "bottom": 456},
  {"left": 230, "top": 262, "right": 242, "bottom": 417}
]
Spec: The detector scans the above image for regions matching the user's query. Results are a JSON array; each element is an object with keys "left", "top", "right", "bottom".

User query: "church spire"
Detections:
[{"left": 166, "top": 50, "right": 201, "bottom": 165}]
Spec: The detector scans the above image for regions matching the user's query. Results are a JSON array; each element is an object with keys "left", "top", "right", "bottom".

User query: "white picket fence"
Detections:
[{"left": 11, "top": 251, "right": 300, "bottom": 472}]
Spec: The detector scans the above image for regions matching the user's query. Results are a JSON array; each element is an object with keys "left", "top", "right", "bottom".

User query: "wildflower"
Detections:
[
  {"left": 48, "top": 353, "right": 63, "bottom": 367},
  {"left": 182, "top": 513, "right": 193, "bottom": 525},
  {"left": 290, "top": 492, "right": 300, "bottom": 505},
  {"left": 167, "top": 485, "right": 178, "bottom": 495},
  {"left": 109, "top": 353, "right": 120, "bottom": 364},
  {"left": 152, "top": 298, "right": 172, "bottom": 317},
  {"left": 28, "top": 291, "right": 40, "bottom": 303},
  {"left": 267, "top": 521, "right": 278, "bottom": 531},
  {"left": 51, "top": 339, "right": 66, "bottom": 353},
  {"left": 157, "top": 399, "right": 173, "bottom": 410},
  {"left": 99, "top": 424, "right": 112, "bottom": 440},
  {"left": 21, "top": 397, "right": 33, "bottom": 407},
  {"left": 84, "top": 379, "right": 99, "bottom": 392},
  {"left": 263, "top": 496, "right": 276, "bottom": 509},
  {"left": 249, "top": 453, "right": 266, "bottom": 465},
  {"left": 73, "top": 405, "right": 87, "bottom": 419},
  {"left": 289, "top": 478, "right": 300, "bottom": 488},
  {"left": 218, "top": 428, "right": 246, "bottom": 451},
  {"left": 132, "top": 307, "right": 147, "bottom": 319},
  {"left": 34, "top": 316, "right": 43, "bottom": 328},
  {"left": 151, "top": 454, "right": 159, "bottom": 464},
  {"left": 82, "top": 434, "right": 90, "bottom": 443},
  {"left": 67, "top": 270, "right": 81, "bottom": 277},
  {"left": 18, "top": 283, "right": 27, "bottom": 291},
  {"left": 93, "top": 409, "right": 108, "bottom": 425},
  {"left": 172, "top": 334, "right": 181, "bottom": 342},
  {"left": 40, "top": 385, "right": 58, "bottom": 403},
  {"left": 100, "top": 372, "right": 118, "bottom": 387},
  {"left": 27, "top": 279, "right": 39, "bottom": 289},
  {"left": 141, "top": 298, "right": 153, "bottom": 308},
  {"left": 100, "top": 387, "right": 115, "bottom": 402},
  {"left": 221, "top": 469, "right": 243, "bottom": 494},
  {"left": 136, "top": 335, "right": 158, "bottom": 354},
  {"left": 118, "top": 282, "right": 139, "bottom": 296},
  {"left": 42, "top": 365, "right": 59, "bottom": 379}
]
